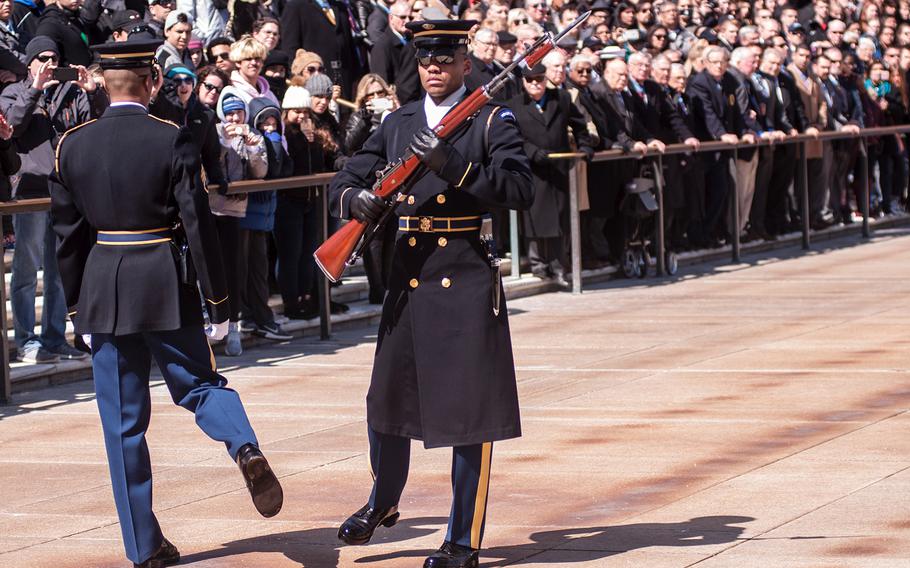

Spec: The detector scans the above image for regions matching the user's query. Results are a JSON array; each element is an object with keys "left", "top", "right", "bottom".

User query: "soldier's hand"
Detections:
[
  {"left": 410, "top": 127, "right": 473, "bottom": 187},
  {"left": 349, "top": 189, "right": 386, "bottom": 224}
]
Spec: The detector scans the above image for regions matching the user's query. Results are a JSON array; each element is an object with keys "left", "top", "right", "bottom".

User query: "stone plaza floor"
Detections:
[{"left": 1, "top": 229, "right": 909, "bottom": 567}]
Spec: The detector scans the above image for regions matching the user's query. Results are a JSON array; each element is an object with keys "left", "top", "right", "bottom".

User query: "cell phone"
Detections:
[
  {"left": 52, "top": 67, "right": 79, "bottom": 83},
  {"left": 623, "top": 30, "right": 642, "bottom": 42},
  {"left": 371, "top": 97, "right": 393, "bottom": 113}
]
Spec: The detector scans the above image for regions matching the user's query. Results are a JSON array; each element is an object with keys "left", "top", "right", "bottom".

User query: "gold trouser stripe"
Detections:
[
  {"left": 207, "top": 341, "right": 217, "bottom": 372},
  {"left": 470, "top": 442, "right": 493, "bottom": 549}
]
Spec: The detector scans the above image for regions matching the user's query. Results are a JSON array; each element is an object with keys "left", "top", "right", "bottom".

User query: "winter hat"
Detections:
[
  {"left": 291, "top": 49, "right": 324, "bottom": 78},
  {"left": 221, "top": 94, "right": 246, "bottom": 114},
  {"left": 305, "top": 73, "right": 333, "bottom": 98},
  {"left": 264, "top": 49, "right": 290, "bottom": 71},
  {"left": 187, "top": 37, "right": 204, "bottom": 51},
  {"left": 281, "top": 85, "right": 312, "bottom": 109},
  {"left": 165, "top": 63, "right": 197, "bottom": 84},
  {"left": 25, "top": 36, "right": 59, "bottom": 64}
]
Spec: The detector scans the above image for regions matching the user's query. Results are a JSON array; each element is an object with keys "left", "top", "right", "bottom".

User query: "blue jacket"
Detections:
[{"left": 238, "top": 96, "right": 284, "bottom": 231}]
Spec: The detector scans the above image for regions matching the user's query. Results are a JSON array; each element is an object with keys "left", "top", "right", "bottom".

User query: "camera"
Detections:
[
  {"left": 370, "top": 97, "right": 393, "bottom": 113},
  {"left": 623, "top": 29, "right": 643, "bottom": 43}
]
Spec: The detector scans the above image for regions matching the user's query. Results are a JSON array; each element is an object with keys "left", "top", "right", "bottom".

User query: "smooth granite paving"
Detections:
[{"left": 2, "top": 229, "right": 910, "bottom": 567}]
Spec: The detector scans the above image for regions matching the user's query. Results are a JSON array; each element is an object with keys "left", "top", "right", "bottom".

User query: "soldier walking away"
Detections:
[
  {"left": 48, "top": 38, "right": 283, "bottom": 568},
  {"left": 328, "top": 18, "right": 533, "bottom": 568}
]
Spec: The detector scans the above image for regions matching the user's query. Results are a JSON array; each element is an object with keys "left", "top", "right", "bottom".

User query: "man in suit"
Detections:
[
  {"left": 727, "top": 46, "right": 765, "bottom": 240},
  {"left": 788, "top": 43, "right": 829, "bottom": 229},
  {"left": 465, "top": 27, "right": 506, "bottom": 101},
  {"left": 822, "top": 47, "right": 862, "bottom": 223},
  {"left": 509, "top": 62, "right": 594, "bottom": 284},
  {"left": 686, "top": 45, "right": 756, "bottom": 246},
  {"left": 330, "top": 19, "right": 534, "bottom": 568},
  {"left": 369, "top": 0, "right": 420, "bottom": 104},
  {"left": 48, "top": 39, "right": 283, "bottom": 568},
  {"left": 281, "top": 0, "right": 367, "bottom": 98}
]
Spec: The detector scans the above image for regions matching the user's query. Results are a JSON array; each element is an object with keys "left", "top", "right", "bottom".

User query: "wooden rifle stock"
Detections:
[{"left": 313, "top": 11, "right": 591, "bottom": 283}]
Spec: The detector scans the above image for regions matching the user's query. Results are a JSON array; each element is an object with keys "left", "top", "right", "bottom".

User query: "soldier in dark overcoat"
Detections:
[
  {"left": 507, "top": 63, "right": 593, "bottom": 283},
  {"left": 48, "top": 39, "right": 282, "bottom": 568},
  {"left": 329, "top": 19, "right": 533, "bottom": 568}
]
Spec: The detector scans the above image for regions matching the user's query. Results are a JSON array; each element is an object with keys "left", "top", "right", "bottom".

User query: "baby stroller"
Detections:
[{"left": 618, "top": 164, "right": 679, "bottom": 278}]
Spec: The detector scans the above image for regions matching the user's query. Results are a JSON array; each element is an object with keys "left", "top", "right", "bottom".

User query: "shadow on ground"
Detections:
[{"left": 178, "top": 515, "right": 755, "bottom": 567}]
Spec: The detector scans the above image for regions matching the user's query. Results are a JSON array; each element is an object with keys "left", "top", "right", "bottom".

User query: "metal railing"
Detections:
[{"left": 2, "top": 124, "right": 909, "bottom": 402}]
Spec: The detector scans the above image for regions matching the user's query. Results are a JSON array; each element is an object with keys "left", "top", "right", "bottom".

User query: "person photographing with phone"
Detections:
[{"left": 0, "top": 36, "right": 96, "bottom": 363}]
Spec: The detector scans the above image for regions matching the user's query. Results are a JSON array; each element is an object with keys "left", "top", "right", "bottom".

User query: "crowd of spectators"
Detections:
[{"left": 0, "top": 0, "right": 908, "bottom": 360}]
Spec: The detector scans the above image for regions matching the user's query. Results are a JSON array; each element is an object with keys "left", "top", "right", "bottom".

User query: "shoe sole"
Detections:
[
  {"left": 337, "top": 511, "right": 400, "bottom": 545},
  {"left": 242, "top": 454, "right": 283, "bottom": 518}
]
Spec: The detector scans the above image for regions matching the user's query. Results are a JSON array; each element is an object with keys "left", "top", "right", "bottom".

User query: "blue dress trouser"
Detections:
[
  {"left": 91, "top": 326, "right": 258, "bottom": 564},
  {"left": 367, "top": 426, "right": 494, "bottom": 550}
]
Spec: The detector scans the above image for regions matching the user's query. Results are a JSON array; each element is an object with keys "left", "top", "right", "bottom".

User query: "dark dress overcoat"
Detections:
[
  {"left": 507, "top": 87, "right": 592, "bottom": 239},
  {"left": 329, "top": 95, "right": 533, "bottom": 448}
]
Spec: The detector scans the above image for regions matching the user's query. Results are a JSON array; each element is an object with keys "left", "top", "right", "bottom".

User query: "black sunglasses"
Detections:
[
  {"left": 307, "top": 65, "right": 325, "bottom": 73},
  {"left": 36, "top": 54, "right": 58, "bottom": 63},
  {"left": 201, "top": 81, "right": 223, "bottom": 93},
  {"left": 417, "top": 53, "right": 456, "bottom": 67},
  {"left": 213, "top": 52, "right": 231, "bottom": 61},
  {"left": 525, "top": 75, "right": 547, "bottom": 83}
]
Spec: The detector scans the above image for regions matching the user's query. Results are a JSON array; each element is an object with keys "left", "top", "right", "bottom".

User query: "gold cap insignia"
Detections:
[{"left": 423, "top": 23, "right": 435, "bottom": 30}]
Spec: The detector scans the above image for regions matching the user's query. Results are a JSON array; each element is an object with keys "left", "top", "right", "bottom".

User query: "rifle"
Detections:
[{"left": 313, "top": 11, "right": 591, "bottom": 282}]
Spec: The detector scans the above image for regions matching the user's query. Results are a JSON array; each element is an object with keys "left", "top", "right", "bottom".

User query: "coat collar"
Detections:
[{"left": 101, "top": 103, "right": 149, "bottom": 119}]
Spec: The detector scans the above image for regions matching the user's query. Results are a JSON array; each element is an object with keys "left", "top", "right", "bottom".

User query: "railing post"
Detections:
[
  {"left": 799, "top": 140, "right": 811, "bottom": 250},
  {"left": 568, "top": 160, "right": 582, "bottom": 294},
  {"left": 654, "top": 155, "right": 666, "bottom": 276},
  {"left": 731, "top": 147, "right": 741, "bottom": 263},
  {"left": 0, "top": 215, "right": 10, "bottom": 404},
  {"left": 317, "top": 185, "right": 332, "bottom": 340},
  {"left": 509, "top": 209, "right": 520, "bottom": 278},
  {"left": 859, "top": 138, "right": 871, "bottom": 239}
]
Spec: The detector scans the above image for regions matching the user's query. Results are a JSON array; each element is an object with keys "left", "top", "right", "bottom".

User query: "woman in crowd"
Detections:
[
  {"left": 305, "top": 73, "right": 342, "bottom": 169},
  {"left": 196, "top": 65, "right": 229, "bottom": 110},
  {"left": 252, "top": 17, "right": 281, "bottom": 54},
  {"left": 341, "top": 73, "right": 399, "bottom": 304},
  {"left": 290, "top": 49, "right": 324, "bottom": 82},
  {"left": 646, "top": 25, "right": 669, "bottom": 55},
  {"left": 188, "top": 37, "right": 205, "bottom": 68},
  {"left": 213, "top": 87, "right": 269, "bottom": 355},
  {"left": 229, "top": 34, "right": 280, "bottom": 107}
]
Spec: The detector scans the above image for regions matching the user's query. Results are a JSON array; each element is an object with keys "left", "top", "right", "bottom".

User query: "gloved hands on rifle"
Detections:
[
  {"left": 349, "top": 189, "right": 387, "bottom": 224},
  {"left": 409, "top": 127, "right": 473, "bottom": 188}
]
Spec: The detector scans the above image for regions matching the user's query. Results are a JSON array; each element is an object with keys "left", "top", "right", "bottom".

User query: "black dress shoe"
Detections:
[
  {"left": 337, "top": 503, "right": 400, "bottom": 545},
  {"left": 134, "top": 537, "right": 180, "bottom": 568},
  {"left": 236, "top": 444, "right": 283, "bottom": 518},
  {"left": 423, "top": 541, "right": 479, "bottom": 568}
]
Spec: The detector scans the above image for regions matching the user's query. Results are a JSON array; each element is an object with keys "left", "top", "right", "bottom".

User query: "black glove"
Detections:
[
  {"left": 409, "top": 127, "right": 471, "bottom": 187},
  {"left": 349, "top": 189, "right": 386, "bottom": 224},
  {"left": 532, "top": 149, "right": 550, "bottom": 165},
  {"left": 581, "top": 146, "right": 595, "bottom": 163}
]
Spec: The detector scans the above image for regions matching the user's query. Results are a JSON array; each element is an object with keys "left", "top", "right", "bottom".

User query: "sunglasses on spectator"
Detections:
[
  {"left": 417, "top": 53, "right": 456, "bottom": 66},
  {"left": 213, "top": 52, "right": 231, "bottom": 61},
  {"left": 201, "top": 81, "right": 223, "bottom": 93},
  {"left": 653, "top": 33, "right": 667, "bottom": 39},
  {"left": 525, "top": 75, "right": 546, "bottom": 83},
  {"left": 307, "top": 65, "right": 325, "bottom": 73},
  {"left": 242, "top": 57, "right": 263, "bottom": 64},
  {"left": 392, "top": 12, "right": 414, "bottom": 20},
  {"left": 36, "top": 54, "right": 58, "bottom": 63},
  {"left": 576, "top": 68, "right": 592, "bottom": 75},
  {"left": 511, "top": 17, "right": 529, "bottom": 24}
]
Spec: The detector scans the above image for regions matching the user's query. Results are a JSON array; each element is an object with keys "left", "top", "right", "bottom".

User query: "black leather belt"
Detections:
[{"left": 398, "top": 216, "right": 482, "bottom": 233}]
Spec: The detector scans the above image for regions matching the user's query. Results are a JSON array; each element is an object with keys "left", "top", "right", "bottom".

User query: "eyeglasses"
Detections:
[
  {"left": 213, "top": 52, "right": 231, "bottom": 61},
  {"left": 417, "top": 53, "right": 455, "bottom": 66},
  {"left": 306, "top": 65, "right": 325, "bottom": 73},
  {"left": 36, "top": 54, "right": 58, "bottom": 63},
  {"left": 172, "top": 75, "right": 194, "bottom": 85},
  {"left": 525, "top": 75, "right": 546, "bottom": 83},
  {"left": 201, "top": 81, "right": 223, "bottom": 93},
  {"left": 575, "top": 68, "right": 592, "bottom": 75}
]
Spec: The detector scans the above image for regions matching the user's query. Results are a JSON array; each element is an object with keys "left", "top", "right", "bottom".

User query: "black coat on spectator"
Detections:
[
  {"left": 329, "top": 98, "right": 533, "bottom": 448},
  {"left": 751, "top": 71, "right": 792, "bottom": 133},
  {"left": 823, "top": 76, "right": 863, "bottom": 129},
  {"left": 0, "top": 137, "right": 22, "bottom": 201},
  {"left": 0, "top": 20, "right": 26, "bottom": 77},
  {"left": 628, "top": 78, "right": 694, "bottom": 144},
  {"left": 281, "top": 0, "right": 367, "bottom": 99},
  {"left": 508, "top": 87, "right": 593, "bottom": 238},
  {"left": 342, "top": 106, "right": 381, "bottom": 155},
  {"left": 35, "top": 4, "right": 93, "bottom": 66},
  {"left": 49, "top": 105, "right": 231, "bottom": 334},
  {"left": 366, "top": 1, "right": 388, "bottom": 45},
  {"left": 0, "top": 78, "right": 94, "bottom": 198},
  {"left": 776, "top": 69, "right": 810, "bottom": 132},
  {"left": 727, "top": 67, "right": 762, "bottom": 160},
  {"left": 686, "top": 69, "right": 746, "bottom": 141},
  {"left": 465, "top": 53, "right": 505, "bottom": 102},
  {"left": 369, "top": 28, "right": 419, "bottom": 104},
  {"left": 11, "top": 0, "right": 43, "bottom": 47}
]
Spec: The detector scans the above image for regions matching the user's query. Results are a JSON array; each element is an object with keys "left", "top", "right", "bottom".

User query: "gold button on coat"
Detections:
[
  {"left": 409, "top": 278, "right": 419, "bottom": 289},
  {"left": 437, "top": 237, "right": 448, "bottom": 247},
  {"left": 408, "top": 236, "right": 417, "bottom": 247},
  {"left": 436, "top": 194, "right": 446, "bottom": 204},
  {"left": 407, "top": 195, "right": 415, "bottom": 205},
  {"left": 441, "top": 277, "right": 452, "bottom": 288}
]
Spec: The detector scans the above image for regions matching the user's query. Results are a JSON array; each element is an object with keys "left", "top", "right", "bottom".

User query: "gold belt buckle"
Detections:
[{"left": 418, "top": 216, "right": 434, "bottom": 233}]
